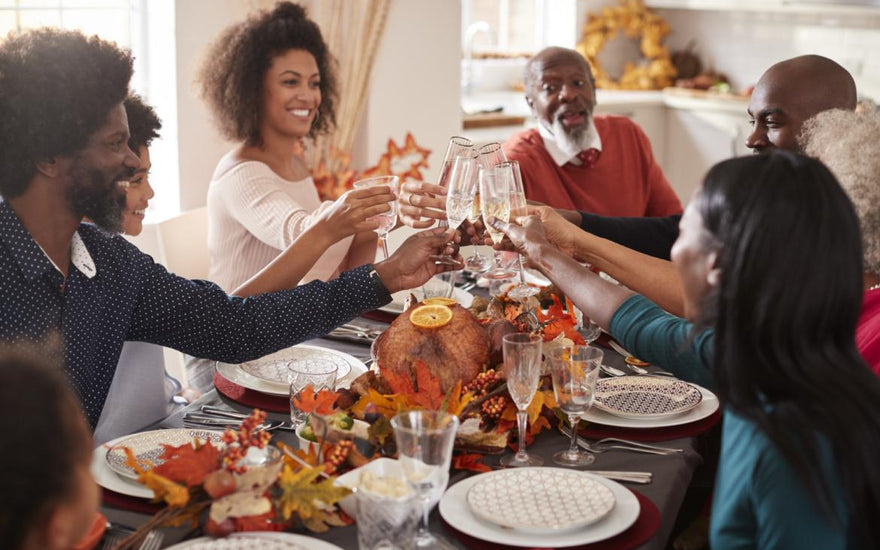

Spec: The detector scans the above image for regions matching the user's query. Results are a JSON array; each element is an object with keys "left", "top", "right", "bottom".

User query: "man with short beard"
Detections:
[
  {"left": 502, "top": 47, "right": 682, "bottom": 218},
  {"left": 0, "top": 28, "right": 459, "bottom": 429}
]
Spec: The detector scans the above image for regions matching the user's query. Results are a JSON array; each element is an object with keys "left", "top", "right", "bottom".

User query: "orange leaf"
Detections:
[
  {"left": 442, "top": 380, "right": 474, "bottom": 416},
  {"left": 350, "top": 389, "right": 413, "bottom": 419},
  {"left": 292, "top": 385, "right": 338, "bottom": 416},
  {"left": 153, "top": 441, "right": 222, "bottom": 487},
  {"left": 382, "top": 367, "right": 417, "bottom": 397},
  {"left": 452, "top": 453, "right": 491, "bottom": 473},
  {"left": 411, "top": 361, "right": 445, "bottom": 409}
]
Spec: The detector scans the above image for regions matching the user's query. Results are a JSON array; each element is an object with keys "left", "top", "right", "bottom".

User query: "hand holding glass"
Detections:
[
  {"left": 354, "top": 175, "right": 399, "bottom": 259},
  {"left": 548, "top": 346, "right": 602, "bottom": 467}
]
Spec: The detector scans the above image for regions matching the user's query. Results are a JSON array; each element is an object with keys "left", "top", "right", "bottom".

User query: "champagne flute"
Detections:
[
  {"left": 391, "top": 410, "right": 459, "bottom": 549},
  {"left": 498, "top": 160, "right": 540, "bottom": 300},
  {"left": 430, "top": 137, "right": 474, "bottom": 271},
  {"left": 548, "top": 345, "right": 602, "bottom": 467},
  {"left": 479, "top": 165, "right": 516, "bottom": 280},
  {"left": 500, "top": 333, "right": 544, "bottom": 467},
  {"left": 476, "top": 142, "right": 513, "bottom": 278},
  {"left": 353, "top": 175, "right": 399, "bottom": 259}
]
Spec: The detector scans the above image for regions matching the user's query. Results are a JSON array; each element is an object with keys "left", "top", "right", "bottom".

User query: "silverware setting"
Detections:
[
  {"left": 101, "top": 522, "right": 163, "bottom": 550},
  {"left": 183, "top": 406, "right": 297, "bottom": 432},
  {"left": 327, "top": 324, "right": 382, "bottom": 341},
  {"left": 605, "top": 340, "right": 676, "bottom": 377},
  {"left": 560, "top": 426, "right": 683, "bottom": 455},
  {"left": 587, "top": 470, "right": 653, "bottom": 484}
]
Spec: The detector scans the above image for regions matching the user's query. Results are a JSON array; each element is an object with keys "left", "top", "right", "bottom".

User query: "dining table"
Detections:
[{"left": 98, "top": 309, "right": 712, "bottom": 550}]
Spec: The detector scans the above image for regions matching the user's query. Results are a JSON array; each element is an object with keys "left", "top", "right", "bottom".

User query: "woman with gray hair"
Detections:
[{"left": 802, "top": 108, "right": 880, "bottom": 375}]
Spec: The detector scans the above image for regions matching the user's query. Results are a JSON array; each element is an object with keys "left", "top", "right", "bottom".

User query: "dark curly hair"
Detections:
[
  {"left": 0, "top": 343, "right": 92, "bottom": 550},
  {"left": 197, "top": 1, "right": 338, "bottom": 146},
  {"left": 0, "top": 28, "right": 133, "bottom": 199},
  {"left": 124, "top": 94, "right": 162, "bottom": 152}
]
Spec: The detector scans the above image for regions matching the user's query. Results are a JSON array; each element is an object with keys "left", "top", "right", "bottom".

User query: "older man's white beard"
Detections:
[{"left": 549, "top": 117, "right": 590, "bottom": 158}]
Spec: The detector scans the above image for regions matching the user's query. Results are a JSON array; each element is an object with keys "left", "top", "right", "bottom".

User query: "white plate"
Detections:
[
  {"left": 583, "top": 383, "right": 719, "bottom": 428},
  {"left": 381, "top": 286, "right": 474, "bottom": 314},
  {"left": 593, "top": 377, "right": 703, "bottom": 419},
  {"left": 165, "top": 532, "right": 344, "bottom": 550},
  {"left": 522, "top": 267, "right": 551, "bottom": 287},
  {"left": 466, "top": 468, "right": 615, "bottom": 531},
  {"left": 440, "top": 470, "right": 639, "bottom": 548},
  {"left": 92, "top": 435, "right": 155, "bottom": 499},
  {"left": 216, "top": 345, "right": 367, "bottom": 397},
  {"left": 106, "top": 428, "right": 225, "bottom": 480},
  {"left": 240, "top": 346, "right": 352, "bottom": 385}
]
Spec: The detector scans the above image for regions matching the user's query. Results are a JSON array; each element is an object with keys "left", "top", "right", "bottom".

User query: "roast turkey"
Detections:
[{"left": 374, "top": 301, "right": 490, "bottom": 393}]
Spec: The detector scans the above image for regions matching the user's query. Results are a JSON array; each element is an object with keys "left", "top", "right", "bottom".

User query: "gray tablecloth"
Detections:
[{"left": 101, "top": 321, "right": 705, "bottom": 550}]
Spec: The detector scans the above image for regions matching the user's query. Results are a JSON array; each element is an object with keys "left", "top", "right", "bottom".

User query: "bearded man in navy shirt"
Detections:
[{"left": 0, "top": 28, "right": 459, "bottom": 428}]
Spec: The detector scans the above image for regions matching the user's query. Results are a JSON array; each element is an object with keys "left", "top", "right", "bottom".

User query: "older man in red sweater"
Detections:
[{"left": 503, "top": 47, "right": 681, "bottom": 217}]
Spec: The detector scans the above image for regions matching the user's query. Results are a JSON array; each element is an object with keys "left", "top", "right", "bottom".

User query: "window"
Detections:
[
  {"left": 0, "top": 0, "right": 180, "bottom": 217},
  {"left": 461, "top": 0, "right": 577, "bottom": 58}
]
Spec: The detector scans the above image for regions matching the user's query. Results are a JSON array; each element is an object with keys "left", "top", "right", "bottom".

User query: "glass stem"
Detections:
[
  {"left": 379, "top": 236, "right": 390, "bottom": 259},
  {"left": 515, "top": 409, "right": 528, "bottom": 460},
  {"left": 418, "top": 497, "right": 431, "bottom": 539},
  {"left": 517, "top": 254, "right": 527, "bottom": 285},
  {"left": 567, "top": 415, "right": 579, "bottom": 454}
]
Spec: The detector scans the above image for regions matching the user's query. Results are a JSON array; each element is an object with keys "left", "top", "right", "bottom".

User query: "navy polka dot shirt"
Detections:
[{"left": 0, "top": 201, "right": 392, "bottom": 428}]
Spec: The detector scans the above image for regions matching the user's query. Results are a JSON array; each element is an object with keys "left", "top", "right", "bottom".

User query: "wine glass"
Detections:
[
  {"left": 479, "top": 165, "right": 516, "bottom": 280},
  {"left": 500, "top": 333, "right": 544, "bottom": 467},
  {"left": 498, "top": 160, "right": 540, "bottom": 300},
  {"left": 391, "top": 410, "right": 460, "bottom": 549},
  {"left": 548, "top": 345, "right": 602, "bottom": 467},
  {"left": 354, "top": 175, "right": 399, "bottom": 259},
  {"left": 476, "top": 143, "right": 514, "bottom": 278}
]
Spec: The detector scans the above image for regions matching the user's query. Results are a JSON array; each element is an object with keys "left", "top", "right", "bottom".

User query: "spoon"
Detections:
[{"left": 601, "top": 364, "right": 627, "bottom": 377}]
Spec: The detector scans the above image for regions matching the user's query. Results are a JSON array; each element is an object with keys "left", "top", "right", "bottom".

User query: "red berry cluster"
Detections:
[
  {"left": 481, "top": 395, "right": 508, "bottom": 419},
  {"left": 323, "top": 440, "right": 353, "bottom": 474},
  {"left": 220, "top": 409, "right": 272, "bottom": 473},
  {"left": 464, "top": 369, "right": 500, "bottom": 397}
]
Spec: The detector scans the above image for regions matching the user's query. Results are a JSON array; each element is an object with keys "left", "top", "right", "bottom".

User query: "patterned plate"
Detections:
[
  {"left": 238, "top": 345, "right": 353, "bottom": 386},
  {"left": 593, "top": 376, "right": 703, "bottom": 419},
  {"left": 165, "top": 532, "right": 344, "bottom": 550},
  {"left": 466, "top": 468, "right": 616, "bottom": 531},
  {"left": 105, "top": 428, "right": 224, "bottom": 480}
]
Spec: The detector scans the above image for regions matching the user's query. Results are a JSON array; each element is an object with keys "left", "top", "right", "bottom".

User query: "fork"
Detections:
[
  {"left": 101, "top": 524, "right": 163, "bottom": 550},
  {"left": 197, "top": 406, "right": 298, "bottom": 431},
  {"left": 560, "top": 427, "right": 681, "bottom": 455}
]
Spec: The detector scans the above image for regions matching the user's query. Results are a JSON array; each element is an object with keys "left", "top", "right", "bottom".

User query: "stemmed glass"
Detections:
[
  {"left": 479, "top": 165, "right": 517, "bottom": 280},
  {"left": 391, "top": 410, "right": 460, "bottom": 549},
  {"left": 477, "top": 143, "right": 516, "bottom": 279},
  {"left": 354, "top": 175, "right": 399, "bottom": 259},
  {"left": 498, "top": 160, "right": 539, "bottom": 300},
  {"left": 500, "top": 333, "right": 544, "bottom": 467},
  {"left": 548, "top": 345, "right": 602, "bottom": 467}
]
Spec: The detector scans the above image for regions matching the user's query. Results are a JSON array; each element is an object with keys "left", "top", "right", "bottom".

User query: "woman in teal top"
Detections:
[{"left": 489, "top": 153, "right": 880, "bottom": 549}]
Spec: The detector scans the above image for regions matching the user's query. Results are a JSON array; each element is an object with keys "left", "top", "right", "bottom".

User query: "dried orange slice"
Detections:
[
  {"left": 409, "top": 305, "right": 453, "bottom": 328},
  {"left": 422, "top": 297, "right": 457, "bottom": 306}
]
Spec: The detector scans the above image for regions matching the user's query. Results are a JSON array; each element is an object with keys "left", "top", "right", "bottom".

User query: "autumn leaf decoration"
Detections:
[
  {"left": 452, "top": 452, "right": 492, "bottom": 473},
  {"left": 292, "top": 385, "right": 339, "bottom": 416},
  {"left": 537, "top": 295, "right": 586, "bottom": 345},
  {"left": 277, "top": 464, "right": 352, "bottom": 533}
]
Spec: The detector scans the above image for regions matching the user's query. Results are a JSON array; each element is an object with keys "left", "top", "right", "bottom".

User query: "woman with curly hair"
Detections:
[
  {"left": 802, "top": 108, "right": 880, "bottom": 375},
  {"left": 491, "top": 153, "right": 880, "bottom": 549},
  {"left": 198, "top": 2, "right": 394, "bottom": 292}
]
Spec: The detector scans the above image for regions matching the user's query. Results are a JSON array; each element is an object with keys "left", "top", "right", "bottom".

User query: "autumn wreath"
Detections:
[{"left": 575, "top": 0, "right": 677, "bottom": 90}]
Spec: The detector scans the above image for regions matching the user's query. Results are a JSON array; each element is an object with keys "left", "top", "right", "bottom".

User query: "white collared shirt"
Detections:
[{"left": 537, "top": 119, "right": 603, "bottom": 167}]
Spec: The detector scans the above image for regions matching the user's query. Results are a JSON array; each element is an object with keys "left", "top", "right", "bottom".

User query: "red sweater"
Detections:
[
  {"left": 858, "top": 287, "right": 880, "bottom": 376},
  {"left": 502, "top": 116, "right": 682, "bottom": 217}
]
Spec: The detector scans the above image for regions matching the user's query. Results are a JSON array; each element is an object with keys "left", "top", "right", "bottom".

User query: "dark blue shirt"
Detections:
[{"left": 0, "top": 201, "right": 391, "bottom": 427}]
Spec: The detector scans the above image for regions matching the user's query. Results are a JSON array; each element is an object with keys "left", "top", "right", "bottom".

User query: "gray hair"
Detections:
[{"left": 802, "top": 109, "right": 880, "bottom": 276}]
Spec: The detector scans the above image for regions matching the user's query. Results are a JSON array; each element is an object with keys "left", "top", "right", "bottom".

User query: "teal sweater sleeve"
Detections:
[{"left": 609, "top": 295, "right": 715, "bottom": 389}]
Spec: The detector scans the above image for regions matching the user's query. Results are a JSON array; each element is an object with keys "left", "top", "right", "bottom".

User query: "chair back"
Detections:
[{"left": 155, "top": 206, "right": 210, "bottom": 280}]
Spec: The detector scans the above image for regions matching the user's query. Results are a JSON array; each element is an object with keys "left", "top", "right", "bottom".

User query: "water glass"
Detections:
[
  {"left": 288, "top": 358, "right": 338, "bottom": 425},
  {"left": 357, "top": 469, "right": 419, "bottom": 550},
  {"left": 391, "top": 410, "right": 459, "bottom": 549},
  {"left": 548, "top": 346, "right": 602, "bottom": 467},
  {"left": 421, "top": 272, "right": 455, "bottom": 300},
  {"left": 500, "top": 333, "right": 544, "bottom": 467}
]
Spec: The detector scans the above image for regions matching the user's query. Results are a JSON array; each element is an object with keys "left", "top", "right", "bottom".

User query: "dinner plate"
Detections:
[
  {"left": 216, "top": 345, "right": 367, "bottom": 397},
  {"left": 439, "top": 470, "right": 639, "bottom": 547},
  {"left": 381, "top": 286, "right": 474, "bottom": 314},
  {"left": 522, "top": 267, "right": 551, "bottom": 287},
  {"left": 92, "top": 435, "right": 155, "bottom": 499},
  {"left": 239, "top": 345, "right": 353, "bottom": 385},
  {"left": 105, "top": 428, "right": 225, "bottom": 480},
  {"left": 583, "top": 383, "right": 719, "bottom": 428},
  {"left": 593, "top": 377, "right": 703, "bottom": 419},
  {"left": 165, "top": 532, "right": 344, "bottom": 550},
  {"left": 466, "top": 468, "right": 615, "bottom": 531}
]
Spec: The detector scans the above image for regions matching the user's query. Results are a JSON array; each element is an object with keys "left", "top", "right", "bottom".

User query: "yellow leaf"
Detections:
[
  {"left": 137, "top": 470, "right": 190, "bottom": 508},
  {"left": 277, "top": 465, "right": 351, "bottom": 523},
  {"left": 443, "top": 381, "right": 475, "bottom": 417},
  {"left": 350, "top": 389, "right": 413, "bottom": 419}
]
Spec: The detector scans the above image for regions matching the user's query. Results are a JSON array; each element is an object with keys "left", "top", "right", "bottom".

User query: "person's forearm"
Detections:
[
  {"left": 530, "top": 242, "right": 634, "bottom": 330},
  {"left": 232, "top": 223, "right": 339, "bottom": 297},
  {"left": 571, "top": 232, "right": 685, "bottom": 316}
]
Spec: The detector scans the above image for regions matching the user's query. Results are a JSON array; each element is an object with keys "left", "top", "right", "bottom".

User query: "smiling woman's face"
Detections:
[
  {"left": 670, "top": 195, "right": 719, "bottom": 322},
  {"left": 121, "top": 146, "right": 154, "bottom": 236}
]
